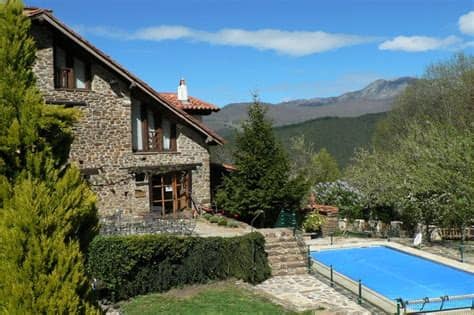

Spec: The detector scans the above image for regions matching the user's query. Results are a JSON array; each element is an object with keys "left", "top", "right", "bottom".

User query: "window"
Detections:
[
  {"left": 132, "top": 102, "right": 177, "bottom": 152},
  {"left": 150, "top": 172, "right": 190, "bottom": 216},
  {"left": 54, "top": 46, "right": 91, "bottom": 89}
]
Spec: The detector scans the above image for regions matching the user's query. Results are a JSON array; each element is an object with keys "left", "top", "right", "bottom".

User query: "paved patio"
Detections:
[
  {"left": 193, "top": 219, "right": 251, "bottom": 237},
  {"left": 252, "top": 274, "right": 373, "bottom": 314}
]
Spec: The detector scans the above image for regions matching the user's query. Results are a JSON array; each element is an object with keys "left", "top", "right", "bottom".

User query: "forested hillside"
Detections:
[{"left": 211, "top": 112, "right": 385, "bottom": 169}]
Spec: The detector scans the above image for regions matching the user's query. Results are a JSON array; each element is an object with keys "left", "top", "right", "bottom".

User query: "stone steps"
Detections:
[
  {"left": 267, "top": 250, "right": 306, "bottom": 256},
  {"left": 259, "top": 228, "right": 308, "bottom": 276},
  {"left": 272, "top": 266, "right": 308, "bottom": 276},
  {"left": 271, "top": 260, "right": 307, "bottom": 269},
  {"left": 268, "top": 254, "right": 306, "bottom": 264}
]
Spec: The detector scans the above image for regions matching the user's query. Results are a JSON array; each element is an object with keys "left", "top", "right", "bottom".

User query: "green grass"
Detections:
[{"left": 120, "top": 281, "right": 313, "bottom": 315}]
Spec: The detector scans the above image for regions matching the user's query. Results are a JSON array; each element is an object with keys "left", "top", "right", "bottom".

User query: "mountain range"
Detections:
[{"left": 204, "top": 77, "right": 416, "bottom": 132}]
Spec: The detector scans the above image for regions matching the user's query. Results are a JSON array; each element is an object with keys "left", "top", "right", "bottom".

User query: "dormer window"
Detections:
[
  {"left": 132, "top": 102, "right": 177, "bottom": 152},
  {"left": 54, "top": 46, "right": 91, "bottom": 89}
]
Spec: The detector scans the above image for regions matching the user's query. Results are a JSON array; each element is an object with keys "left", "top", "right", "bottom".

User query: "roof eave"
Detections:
[{"left": 30, "top": 11, "right": 224, "bottom": 146}]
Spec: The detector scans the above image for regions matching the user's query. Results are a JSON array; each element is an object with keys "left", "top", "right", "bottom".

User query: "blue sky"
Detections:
[{"left": 27, "top": 0, "right": 474, "bottom": 106}]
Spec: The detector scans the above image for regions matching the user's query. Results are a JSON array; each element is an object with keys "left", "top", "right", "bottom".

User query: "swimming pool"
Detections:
[{"left": 311, "top": 246, "right": 474, "bottom": 312}]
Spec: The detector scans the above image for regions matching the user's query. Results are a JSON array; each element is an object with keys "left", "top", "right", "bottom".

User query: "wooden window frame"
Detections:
[
  {"left": 53, "top": 45, "right": 91, "bottom": 90},
  {"left": 134, "top": 105, "right": 177, "bottom": 153},
  {"left": 149, "top": 172, "right": 191, "bottom": 217}
]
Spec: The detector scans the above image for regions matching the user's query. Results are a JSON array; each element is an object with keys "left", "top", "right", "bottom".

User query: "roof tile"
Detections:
[{"left": 159, "top": 93, "right": 219, "bottom": 112}]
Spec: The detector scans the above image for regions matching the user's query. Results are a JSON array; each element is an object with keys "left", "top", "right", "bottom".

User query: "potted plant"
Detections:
[{"left": 303, "top": 212, "right": 325, "bottom": 238}]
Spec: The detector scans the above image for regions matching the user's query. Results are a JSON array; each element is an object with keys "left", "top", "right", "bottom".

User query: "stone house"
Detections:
[{"left": 25, "top": 8, "right": 224, "bottom": 222}]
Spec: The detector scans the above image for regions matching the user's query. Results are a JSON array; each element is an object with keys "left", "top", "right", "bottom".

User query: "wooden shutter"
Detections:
[
  {"left": 67, "top": 68, "right": 75, "bottom": 89},
  {"left": 170, "top": 123, "right": 177, "bottom": 151},
  {"left": 154, "top": 112, "right": 162, "bottom": 151},
  {"left": 141, "top": 106, "right": 148, "bottom": 151}
]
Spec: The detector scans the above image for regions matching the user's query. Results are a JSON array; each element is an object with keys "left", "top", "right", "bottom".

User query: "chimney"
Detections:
[{"left": 177, "top": 78, "right": 188, "bottom": 101}]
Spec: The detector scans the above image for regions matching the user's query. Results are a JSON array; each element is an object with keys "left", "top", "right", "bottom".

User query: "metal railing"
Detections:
[
  {"left": 311, "top": 256, "right": 474, "bottom": 314},
  {"left": 293, "top": 229, "right": 311, "bottom": 273},
  {"left": 310, "top": 258, "right": 398, "bottom": 313},
  {"left": 397, "top": 294, "right": 474, "bottom": 314}
]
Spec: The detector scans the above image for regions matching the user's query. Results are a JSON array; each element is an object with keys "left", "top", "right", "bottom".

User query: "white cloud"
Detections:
[
  {"left": 462, "top": 41, "right": 474, "bottom": 48},
  {"left": 74, "top": 25, "right": 129, "bottom": 39},
  {"left": 459, "top": 11, "right": 474, "bottom": 35},
  {"left": 134, "top": 26, "right": 194, "bottom": 41},
  {"left": 378, "top": 35, "right": 461, "bottom": 52},
  {"left": 79, "top": 25, "right": 375, "bottom": 56}
]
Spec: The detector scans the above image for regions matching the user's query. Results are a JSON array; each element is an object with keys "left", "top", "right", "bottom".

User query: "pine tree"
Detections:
[
  {"left": 216, "top": 97, "right": 307, "bottom": 226},
  {"left": 0, "top": 1, "right": 99, "bottom": 313}
]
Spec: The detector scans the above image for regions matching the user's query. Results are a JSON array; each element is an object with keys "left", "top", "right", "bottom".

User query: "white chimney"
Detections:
[{"left": 177, "top": 78, "right": 188, "bottom": 101}]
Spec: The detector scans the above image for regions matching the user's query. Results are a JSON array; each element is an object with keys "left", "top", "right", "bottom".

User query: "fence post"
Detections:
[
  {"left": 307, "top": 245, "right": 311, "bottom": 273},
  {"left": 358, "top": 279, "right": 362, "bottom": 304},
  {"left": 459, "top": 243, "right": 464, "bottom": 263},
  {"left": 330, "top": 265, "right": 334, "bottom": 287}
]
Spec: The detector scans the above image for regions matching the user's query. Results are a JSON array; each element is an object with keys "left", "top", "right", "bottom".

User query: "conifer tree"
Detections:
[
  {"left": 0, "top": 1, "right": 99, "bottom": 313},
  {"left": 0, "top": 154, "right": 99, "bottom": 314},
  {"left": 216, "top": 97, "right": 307, "bottom": 226},
  {"left": 0, "top": 0, "right": 78, "bottom": 181}
]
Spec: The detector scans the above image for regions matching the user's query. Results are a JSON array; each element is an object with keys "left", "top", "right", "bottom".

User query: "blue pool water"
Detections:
[{"left": 311, "top": 246, "right": 474, "bottom": 310}]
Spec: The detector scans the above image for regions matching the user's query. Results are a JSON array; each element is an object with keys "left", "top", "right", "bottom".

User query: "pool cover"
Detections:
[{"left": 311, "top": 246, "right": 474, "bottom": 311}]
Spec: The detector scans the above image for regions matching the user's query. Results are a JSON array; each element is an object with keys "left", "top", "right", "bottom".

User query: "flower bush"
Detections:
[{"left": 312, "top": 180, "right": 365, "bottom": 220}]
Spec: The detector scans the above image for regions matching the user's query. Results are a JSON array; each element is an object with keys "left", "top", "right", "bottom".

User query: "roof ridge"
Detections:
[{"left": 26, "top": 9, "right": 223, "bottom": 144}]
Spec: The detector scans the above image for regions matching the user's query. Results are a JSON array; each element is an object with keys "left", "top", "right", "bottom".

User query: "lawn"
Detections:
[{"left": 120, "top": 281, "right": 314, "bottom": 315}]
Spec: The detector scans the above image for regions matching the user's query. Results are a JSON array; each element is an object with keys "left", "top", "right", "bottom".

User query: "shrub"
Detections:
[
  {"left": 217, "top": 217, "right": 228, "bottom": 226},
  {"left": 202, "top": 213, "right": 212, "bottom": 220},
  {"left": 228, "top": 221, "right": 239, "bottom": 228},
  {"left": 302, "top": 212, "right": 325, "bottom": 233},
  {"left": 209, "top": 215, "right": 220, "bottom": 223},
  {"left": 87, "top": 232, "right": 270, "bottom": 301}
]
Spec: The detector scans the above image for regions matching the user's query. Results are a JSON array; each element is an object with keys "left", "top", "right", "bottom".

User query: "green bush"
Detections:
[
  {"left": 87, "top": 232, "right": 270, "bottom": 301},
  {"left": 302, "top": 212, "right": 325, "bottom": 233},
  {"left": 217, "top": 217, "right": 228, "bottom": 226},
  {"left": 202, "top": 213, "right": 212, "bottom": 220},
  {"left": 228, "top": 221, "right": 239, "bottom": 228},
  {"left": 209, "top": 215, "right": 220, "bottom": 223}
]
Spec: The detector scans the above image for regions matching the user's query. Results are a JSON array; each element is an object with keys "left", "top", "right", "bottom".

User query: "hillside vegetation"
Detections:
[{"left": 211, "top": 112, "right": 385, "bottom": 169}]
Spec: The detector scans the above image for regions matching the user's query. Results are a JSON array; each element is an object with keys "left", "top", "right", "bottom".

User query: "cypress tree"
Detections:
[
  {"left": 0, "top": 0, "right": 78, "bottom": 181},
  {"left": 216, "top": 97, "right": 307, "bottom": 227},
  {"left": 0, "top": 1, "right": 99, "bottom": 313}
]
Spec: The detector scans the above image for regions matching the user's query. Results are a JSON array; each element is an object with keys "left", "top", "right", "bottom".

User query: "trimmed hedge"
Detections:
[{"left": 87, "top": 232, "right": 270, "bottom": 301}]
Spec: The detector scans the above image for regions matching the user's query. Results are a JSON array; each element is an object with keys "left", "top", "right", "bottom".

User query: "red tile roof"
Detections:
[
  {"left": 159, "top": 93, "right": 219, "bottom": 112},
  {"left": 311, "top": 204, "right": 339, "bottom": 215},
  {"left": 23, "top": 7, "right": 224, "bottom": 145}
]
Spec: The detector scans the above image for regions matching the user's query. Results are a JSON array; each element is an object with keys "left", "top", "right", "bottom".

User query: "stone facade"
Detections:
[{"left": 30, "top": 22, "right": 214, "bottom": 220}]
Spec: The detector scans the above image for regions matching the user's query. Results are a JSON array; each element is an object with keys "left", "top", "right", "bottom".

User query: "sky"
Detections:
[{"left": 27, "top": 0, "right": 474, "bottom": 106}]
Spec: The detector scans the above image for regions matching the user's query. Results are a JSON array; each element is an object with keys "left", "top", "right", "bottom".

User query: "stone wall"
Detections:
[{"left": 30, "top": 22, "right": 212, "bottom": 220}]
